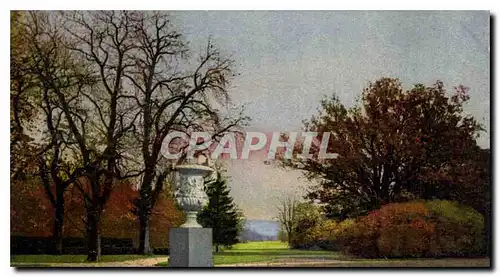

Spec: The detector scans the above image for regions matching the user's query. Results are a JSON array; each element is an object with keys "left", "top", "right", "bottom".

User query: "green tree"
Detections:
[
  {"left": 197, "top": 172, "right": 241, "bottom": 252},
  {"left": 235, "top": 206, "right": 245, "bottom": 244},
  {"left": 290, "top": 202, "right": 324, "bottom": 248},
  {"left": 275, "top": 197, "right": 323, "bottom": 247}
]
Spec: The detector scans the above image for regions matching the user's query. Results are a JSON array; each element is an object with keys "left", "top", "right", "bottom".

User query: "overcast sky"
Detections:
[{"left": 170, "top": 11, "right": 490, "bottom": 220}]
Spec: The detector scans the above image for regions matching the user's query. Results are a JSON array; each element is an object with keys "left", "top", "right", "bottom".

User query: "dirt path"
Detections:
[
  {"left": 220, "top": 258, "right": 491, "bottom": 268},
  {"left": 31, "top": 257, "right": 171, "bottom": 268}
]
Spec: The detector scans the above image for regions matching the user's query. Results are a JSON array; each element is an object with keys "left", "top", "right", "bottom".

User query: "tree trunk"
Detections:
[
  {"left": 137, "top": 169, "right": 155, "bottom": 255},
  {"left": 86, "top": 207, "right": 101, "bottom": 262},
  {"left": 215, "top": 244, "right": 219, "bottom": 253},
  {"left": 53, "top": 196, "right": 64, "bottom": 255},
  {"left": 139, "top": 215, "right": 153, "bottom": 254}
]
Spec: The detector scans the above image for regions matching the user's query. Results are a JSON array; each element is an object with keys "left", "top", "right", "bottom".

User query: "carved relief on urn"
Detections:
[
  {"left": 176, "top": 173, "right": 208, "bottom": 211},
  {"left": 174, "top": 164, "right": 214, "bottom": 228}
]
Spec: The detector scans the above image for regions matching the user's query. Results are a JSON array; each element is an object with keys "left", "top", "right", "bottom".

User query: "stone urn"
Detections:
[{"left": 174, "top": 164, "right": 214, "bottom": 228}]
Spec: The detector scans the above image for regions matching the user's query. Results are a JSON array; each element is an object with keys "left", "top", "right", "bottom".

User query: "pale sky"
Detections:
[{"left": 170, "top": 11, "right": 490, "bottom": 220}]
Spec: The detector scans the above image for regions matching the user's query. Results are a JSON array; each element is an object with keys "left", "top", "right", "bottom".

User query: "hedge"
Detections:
[
  {"left": 11, "top": 236, "right": 136, "bottom": 255},
  {"left": 338, "top": 200, "right": 486, "bottom": 258},
  {"left": 290, "top": 200, "right": 486, "bottom": 258}
]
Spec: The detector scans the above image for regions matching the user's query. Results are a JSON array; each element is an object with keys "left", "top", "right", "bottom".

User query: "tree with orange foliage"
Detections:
[
  {"left": 12, "top": 178, "right": 184, "bottom": 253},
  {"left": 67, "top": 180, "right": 184, "bottom": 249},
  {"left": 283, "top": 78, "right": 487, "bottom": 220},
  {"left": 11, "top": 178, "right": 52, "bottom": 238}
]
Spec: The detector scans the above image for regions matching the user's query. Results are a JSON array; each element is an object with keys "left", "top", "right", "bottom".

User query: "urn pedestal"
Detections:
[
  {"left": 168, "top": 164, "right": 214, "bottom": 268},
  {"left": 169, "top": 228, "right": 213, "bottom": 267}
]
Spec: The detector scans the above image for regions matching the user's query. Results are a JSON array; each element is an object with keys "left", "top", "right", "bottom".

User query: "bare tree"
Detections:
[
  {"left": 58, "top": 11, "right": 142, "bottom": 261},
  {"left": 14, "top": 11, "right": 91, "bottom": 254},
  {"left": 14, "top": 10, "right": 248, "bottom": 260},
  {"left": 121, "top": 11, "right": 248, "bottom": 254},
  {"left": 275, "top": 196, "right": 298, "bottom": 246}
]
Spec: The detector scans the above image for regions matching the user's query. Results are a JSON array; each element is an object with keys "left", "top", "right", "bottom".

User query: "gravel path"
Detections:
[
  {"left": 219, "top": 258, "right": 491, "bottom": 268},
  {"left": 24, "top": 257, "right": 171, "bottom": 268}
]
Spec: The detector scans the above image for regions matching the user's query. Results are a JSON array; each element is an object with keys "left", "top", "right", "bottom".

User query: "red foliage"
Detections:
[
  {"left": 11, "top": 178, "right": 185, "bottom": 248},
  {"left": 11, "top": 180, "right": 52, "bottom": 237},
  {"left": 338, "top": 212, "right": 380, "bottom": 258},
  {"left": 338, "top": 201, "right": 485, "bottom": 258},
  {"left": 376, "top": 202, "right": 435, "bottom": 257},
  {"left": 148, "top": 192, "right": 185, "bottom": 248}
]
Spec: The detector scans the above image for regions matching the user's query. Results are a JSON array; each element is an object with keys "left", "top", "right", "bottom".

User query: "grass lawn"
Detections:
[
  {"left": 156, "top": 241, "right": 342, "bottom": 266},
  {"left": 11, "top": 254, "right": 161, "bottom": 265},
  {"left": 156, "top": 241, "right": 490, "bottom": 267},
  {"left": 11, "top": 241, "right": 490, "bottom": 267}
]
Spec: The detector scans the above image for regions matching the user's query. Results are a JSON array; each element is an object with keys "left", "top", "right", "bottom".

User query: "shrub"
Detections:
[
  {"left": 290, "top": 203, "right": 324, "bottom": 249},
  {"left": 335, "top": 218, "right": 356, "bottom": 237},
  {"left": 308, "top": 220, "right": 337, "bottom": 240},
  {"left": 338, "top": 212, "right": 380, "bottom": 258},
  {"left": 337, "top": 200, "right": 486, "bottom": 258},
  {"left": 291, "top": 218, "right": 358, "bottom": 251},
  {"left": 305, "top": 220, "right": 340, "bottom": 250},
  {"left": 424, "top": 200, "right": 485, "bottom": 257},
  {"left": 10, "top": 236, "right": 136, "bottom": 255},
  {"left": 290, "top": 225, "right": 314, "bottom": 249},
  {"left": 376, "top": 202, "right": 435, "bottom": 258},
  {"left": 152, "top": 248, "right": 170, "bottom": 255}
]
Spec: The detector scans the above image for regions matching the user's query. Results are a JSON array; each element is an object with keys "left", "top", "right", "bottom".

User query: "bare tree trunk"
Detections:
[
  {"left": 40, "top": 157, "right": 66, "bottom": 255},
  {"left": 137, "top": 169, "right": 158, "bottom": 255},
  {"left": 86, "top": 205, "right": 101, "bottom": 262},
  {"left": 53, "top": 191, "right": 65, "bottom": 255},
  {"left": 139, "top": 215, "right": 152, "bottom": 254}
]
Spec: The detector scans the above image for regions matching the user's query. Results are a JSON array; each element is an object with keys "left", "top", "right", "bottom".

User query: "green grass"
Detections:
[
  {"left": 156, "top": 241, "right": 490, "bottom": 267},
  {"left": 157, "top": 241, "right": 342, "bottom": 266},
  {"left": 11, "top": 254, "right": 158, "bottom": 264},
  {"left": 12, "top": 241, "right": 490, "bottom": 268}
]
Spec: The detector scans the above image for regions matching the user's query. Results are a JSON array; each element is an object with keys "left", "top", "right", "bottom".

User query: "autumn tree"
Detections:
[
  {"left": 283, "top": 78, "right": 486, "bottom": 219},
  {"left": 11, "top": 177, "right": 184, "bottom": 252},
  {"left": 10, "top": 11, "right": 39, "bottom": 180},
  {"left": 10, "top": 11, "right": 87, "bottom": 254},
  {"left": 11, "top": 175, "right": 53, "bottom": 238},
  {"left": 147, "top": 186, "right": 185, "bottom": 249},
  {"left": 64, "top": 180, "right": 184, "bottom": 247}
]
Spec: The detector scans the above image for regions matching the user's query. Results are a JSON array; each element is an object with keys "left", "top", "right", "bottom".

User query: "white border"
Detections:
[
  {"left": 2, "top": 0, "right": 497, "bottom": 10},
  {"left": 1, "top": 1, "right": 497, "bottom": 277}
]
